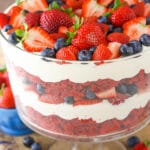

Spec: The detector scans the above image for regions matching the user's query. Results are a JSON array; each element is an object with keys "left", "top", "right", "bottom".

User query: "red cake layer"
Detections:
[
  {"left": 14, "top": 66, "right": 150, "bottom": 106},
  {"left": 25, "top": 101, "right": 150, "bottom": 137}
]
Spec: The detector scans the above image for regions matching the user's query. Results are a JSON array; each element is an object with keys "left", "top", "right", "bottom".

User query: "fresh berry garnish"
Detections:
[
  {"left": 40, "top": 9, "right": 72, "bottom": 33},
  {"left": 107, "top": 32, "right": 130, "bottom": 44},
  {"left": 66, "top": 0, "right": 83, "bottom": 9},
  {"left": 97, "top": 0, "right": 113, "bottom": 7},
  {"left": 25, "top": 12, "right": 41, "bottom": 28},
  {"left": 54, "top": 38, "right": 67, "bottom": 51},
  {"left": 123, "top": 17, "right": 150, "bottom": 40},
  {"left": 18, "top": 0, "right": 48, "bottom": 12},
  {"left": 92, "top": 44, "right": 112, "bottom": 60},
  {"left": 64, "top": 96, "right": 74, "bottom": 104},
  {"left": 97, "top": 16, "right": 110, "bottom": 24},
  {"left": 110, "top": 5, "right": 136, "bottom": 26},
  {"left": 78, "top": 50, "right": 92, "bottom": 61},
  {"left": 3, "top": 24, "right": 13, "bottom": 32},
  {"left": 0, "top": 13, "right": 9, "bottom": 29},
  {"left": 56, "top": 45, "right": 78, "bottom": 60},
  {"left": 89, "top": 46, "right": 97, "bottom": 54},
  {"left": 144, "top": 0, "right": 150, "bottom": 4},
  {"left": 31, "top": 142, "right": 42, "bottom": 150},
  {"left": 72, "top": 23, "right": 107, "bottom": 50},
  {"left": 41, "top": 48, "right": 56, "bottom": 58},
  {"left": 133, "top": 143, "right": 148, "bottom": 150},
  {"left": 22, "top": 27, "right": 55, "bottom": 52},
  {"left": 132, "top": 2, "right": 145, "bottom": 17},
  {"left": 120, "top": 40, "right": 143, "bottom": 56},
  {"left": 23, "top": 136, "right": 35, "bottom": 148},
  {"left": 140, "top": 34, "right": 150, "bottom": 46},
  {"left": 8, "top": 32, "right": 19, "bottom": 45},
  {"left": 96, "top": 87, "right": 117, "bottom": 99},
  {"left": 0, "top": 86, "right": 15, "bottom": 109},
  {"left": 85, "top": 89, "right": 96, "bottom": 99},
  {"left": 146, "top": 16, "right": 150, "bottom": 25},
  {"left": 82, "top": 0, "right": 106, "bottom": 18}
]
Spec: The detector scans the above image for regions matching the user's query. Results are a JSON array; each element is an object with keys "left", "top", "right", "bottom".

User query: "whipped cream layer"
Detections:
[
  {"left": 1, "top": 35, "right": 150, "bottom": 83},
  {"left": 8, "top": 71, "right": 150, "bottom": 123}
]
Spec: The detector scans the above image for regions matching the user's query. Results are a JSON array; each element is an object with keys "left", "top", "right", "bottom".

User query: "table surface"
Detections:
[{"left": 0, "top": 1, "right": 150, "bottom": 149}]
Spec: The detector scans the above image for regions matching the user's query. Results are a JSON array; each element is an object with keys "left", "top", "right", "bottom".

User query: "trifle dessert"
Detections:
[{"left": 0, "top": 0, "right": 150, "bottom": 141}]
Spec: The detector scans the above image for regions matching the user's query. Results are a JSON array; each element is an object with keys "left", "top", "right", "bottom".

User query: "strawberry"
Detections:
[
  {"left": 92, "top": 44, "right": 112, "bottom": 60},
  {"left": 132, "top": 2, "right": 145, "bottom": 17},
  {"left": 56, "top": 45, "right": 78, "bottom": 60},
  {"left": 0, "top": 13, "right": 9, "bottom": 29},
  {"left": 123, "top": 0, "right": 138, "bottom": 5},
  {"left": 22, "top": 27, "right": 55, "bottom": 52},
  {"left": 82, "top": 0, "right": 107, "bottom": 18},
  {"left": 96, "top": 87, "right": 117, "bottom": 99},
  {"left": 97, "top": 0, "right": 113, "bottom": 7},
  {"left": 7, "top": 6, "right": 22, "bottom": 16},
  {"left": 0, "top": 86, "right": 15, "bottom": 109},
  {"left": 40, "top": 9, "right": 72, "bottom": 33},
  {"left": 66, "top": 0, "right": 83, "bottom": 9},
  {"left": 25, "top": 12, "right": 41, "bottom": 28},
  {"left": 9, "top": 7, "right": 25, "bottom": 29},
  {"left": 144, "top": 3, "right": 150, "bottom": 17},
  {"left": 18, "top": 0, "right": 48, "bottom": 12},
  {"left": 110, "top": 6, "right": 136, "bottom": 26},
  {"left": 123, "top": 17, "right": 150, "bottom": 40},
  {"left": 107, "top": 42, "right": 121, "bottom": 59},
  {"left": 107, "top": 32, "right": 130, "bottom": 44},
  {"left": 72, "top": 23, "right": 107, "bottom": 50},
  {"left": 133, "top": 143, "right": 148, "bottom": 150}
]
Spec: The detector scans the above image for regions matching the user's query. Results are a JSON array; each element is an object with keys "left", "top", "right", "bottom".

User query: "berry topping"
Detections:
[
  {"left": 41, "top": 48, "right": 56, "bottom": 58},
  {"left": 127, "top": 136, "right": 140, "bottom": 148},
  {"left": 23, "top": 136, "right": 35, "bottom": 148},
  {"left": 64, "top": 96, "right": 74, "bottom": 104},
  {"left": 54, "top": 38, "right": 67, "bottom": 51},
  {"left": 85, "top": 89, "right": 96, "bottom": 99},
  {"left": 120, "top": 40, "right": 143, "bottom": 56},
  {"left": 97, "top": 16, "right": 110, "bottom": 24},
  {"left": 146, "top": 16, "right": 150, "bottom": 25},
  {"left": 8, "top": 32, "right": 19, "bottom": 45},
  {"left": 78, "top": 50, "right": 92, "bottom": 61},
  {"left": 22, "top": 27, "right": 55, "bottom": 52},
  {"left": 89, "top": 46, "right": 97, "bottom": 54},
  {"left": 31, "top": 142, "right": 42, "bottom": 150},
  {"left": 40, "top": 9, "right": 72, "bottom": 33},
  {"left": 110, "top": 6, "right": 136, "bottom": 26},
  {"left": 0, "top": 13, "right": 9, "bottom": 29},
  {"left": 140, "top": 34, "right": 150, "bottom": 46},
  {"left": 3, "top": 24, "right": 13, "bottom": 32},
  {"left": 107, "top": 32, "right": 130, "bottom": 44},
  {"left": 133, "top": 143, "right": 148, "bottom": 150}
]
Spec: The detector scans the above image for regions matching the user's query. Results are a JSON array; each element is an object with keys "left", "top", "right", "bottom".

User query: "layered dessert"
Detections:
[{"left": 0, "top": 0, "right": 150, "bottom": 139}]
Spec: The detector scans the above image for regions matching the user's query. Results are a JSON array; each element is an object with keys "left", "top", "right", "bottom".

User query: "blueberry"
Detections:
[
  {"left": 140, "top": 34, "right": 150, "bottom": 46},
  {"left": 115, "top": 83, "right": 128, "bottom": 94},
  {"left": 97, "top": 16, "right": 110, "bottom": 24},
  {"left": 113, "top": 27, "right": 122, "bottom": 33},
  {"left": 36, "top": 84, "right": 45, "bottom": 94},
  {"left": 120, "top": 40, "right": 142, "bottom": 56},
  {"left": 3, "top": 24, "right": 13, "bottom": 32},
  {"left": 108, "top": 24, "right": 114, "bottom": 33},
  {"left": 85, "top": 89, "right": 96, "bottom": 99},
  {"left": 31, "top": 142, "right": 42, "bottom": 150},
  {"left": 41, "top": 48, "right": 55, "bottom": 58},
  {"left": 8, "top": 32, "right": 19, "bottom": 45},
  {"left": 127, "top": 136, "right": 140, "bottom": 148},
  {"left": 144, "top": 0, "right": 150, "bottom": 3},
  {"left": 47, "top": 0, "right": 64, "bottom": 6},
  {"left": 23, "top": 136, "right": 34, "bottom": 147},
  {"left": 89, "top": 46, "right": 96, "bottom": 54},
  {"left": 146, "top": 17, "right": 150, "bottom": 25},
  {"left": 54, "top": 38, "right": 67, "bottom": 51},
  {"left": 127, "top": 84, "right": 138, "bottom": 95},
  {"left": 78, "top": 50, "right": 92, "bottom": 61},
  {"left": 64, "top": 96, "right": 74, "bottom": 104}
]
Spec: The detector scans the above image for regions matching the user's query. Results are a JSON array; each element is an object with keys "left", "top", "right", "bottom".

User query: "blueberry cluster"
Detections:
[
  {"left": 116, "top": 83, "right": 138, "bottom": 95},
  {"left": 126, "top": 136, "right": 140, "bottom": 148},
  {"left": 23, "top": 136, "right": 42, "bottom": 150}
]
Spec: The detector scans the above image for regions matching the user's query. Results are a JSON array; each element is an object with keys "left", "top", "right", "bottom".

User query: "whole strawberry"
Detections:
[
  {"left": 40, "top": 9, "right": 73, "bottom": 33},
  {"left": 72, "top": 23, "right": 107, "bottom": 50},
  {"left": 0, "top": 13, "right": 9, "bottom": 29},
  {"left": 110, "top": 6, "right": 136, "bottom": 26},
  {"left": 133, "top": 143, "right": 149, "bottom": 150}
]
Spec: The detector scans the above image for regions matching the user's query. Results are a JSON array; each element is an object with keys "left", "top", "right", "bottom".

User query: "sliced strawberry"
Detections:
[
  {"left": 58, "top": 26, "right": 69, "bottom": 34},
  {"left": 96, "top": 87, "right": 117, "bottom": 99},
  {"left": 0, "top": 13, "right": 9, "bottom": 29},
  {"left": 9, "top": 8, "right": 25, "bottom": 29},
  {"left": 56, "top": 45, "right": 77, "bottom": 60},
  {"left": 132, "top": 2, "right": 145, "bottom": 17},
  {"left": 0, "top": 86, "right": 15, "bottom": 109},
  {"left": 144, "top": 3, "right": 150, "bottom": 17},
  {"left": 7, "top": 6, "right": 22, "bottom": 16},
  {"left": 110, "top": 6, "right": 136, "bottom": 27},
  {"left": 107, "top": 42, "right": 121, "bottom": 59},
  {"left": 18, "top": 0, "right": 48, "bottom": 12},
  {"left": 82, "top": 0, "right": 107, "bottom": 18},
  {"left": 23, "top": 27, "right": 55, "bottom": 52},
  {"left": 97, "top": 0, "right": 113, "bottom": 7},
  {"left": 92, "top": 44, "right": 112, "bottom": 60},
  {"left": 123, "top": 17, "right": 150, "bottom": 40},
  {"left": 66, "top": 0, "right": 83, "bottom": 9},
  {"left": 107, "top": 32, "right": 130, "bottom": 44},
  {"left": 123, "top": 0, "right": 138, "bottom": 5}
]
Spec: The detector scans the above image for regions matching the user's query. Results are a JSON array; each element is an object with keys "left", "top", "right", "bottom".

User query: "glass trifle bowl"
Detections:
[{"left": 1, "top": 0, "right": 150, "bottom": 149}]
